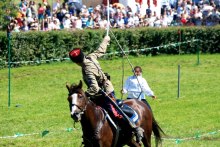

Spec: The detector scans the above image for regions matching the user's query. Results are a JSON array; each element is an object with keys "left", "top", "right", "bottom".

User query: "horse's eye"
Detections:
[{"left": 78, "top": 94, "right": 83, "bottom": 98}]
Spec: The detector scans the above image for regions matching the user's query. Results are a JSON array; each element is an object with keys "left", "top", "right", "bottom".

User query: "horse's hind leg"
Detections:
[{"left": 142, "top": 132, "right": 151, "bottom": 147}]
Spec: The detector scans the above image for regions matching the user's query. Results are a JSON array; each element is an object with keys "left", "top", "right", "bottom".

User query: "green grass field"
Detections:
[{"left": 0, "top": 54, "right": 220, "bottom": 147}]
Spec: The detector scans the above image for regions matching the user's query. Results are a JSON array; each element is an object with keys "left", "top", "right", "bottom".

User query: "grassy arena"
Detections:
[{"left": 0, "top": 54, "right": 220, "bottom": 147}]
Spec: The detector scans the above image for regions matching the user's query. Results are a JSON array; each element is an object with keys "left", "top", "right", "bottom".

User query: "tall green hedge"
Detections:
[{"left": 0, "top": 26, "right": 220, "bottom": 68}]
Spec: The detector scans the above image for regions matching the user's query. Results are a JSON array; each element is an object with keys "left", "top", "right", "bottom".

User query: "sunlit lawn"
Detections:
[{"left": 0, "top": 54, "right": 220, "bottom": 146}]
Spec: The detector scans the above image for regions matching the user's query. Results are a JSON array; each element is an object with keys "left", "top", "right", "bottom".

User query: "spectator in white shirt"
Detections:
[
  {"left": 53, "top": 0, "right": 60, "bottom": 12},
  {"left": 48, "top": 19, "right": 60, "bottom": 30},
  {"left": 63, "top": 14, "right": 71, "bottom": 29},
  {"left": 133, "top": 13, "right": 140, "bottom": 27},
  {"left": 161, "top": 14, "right": 169, "bottom": 27},
  {"left": 115, "top": 13, "right": 125, "bottom": 28},
  {"left": 122, "top": 66, "right": 156, "bottom": 110},
  {"left": 145, "top": 13, "right": 156, "bottom": 27},
  {"left": 126, "top": 12, "right": 135, "bottom": 28},
  {"left": 75, "top": 16, "right": 82, "bottom": 29}
]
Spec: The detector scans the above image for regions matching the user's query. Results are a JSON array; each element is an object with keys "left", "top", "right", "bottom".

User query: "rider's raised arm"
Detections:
[{"left": 88, "top": 36, "right": 110, "bottom": 59}]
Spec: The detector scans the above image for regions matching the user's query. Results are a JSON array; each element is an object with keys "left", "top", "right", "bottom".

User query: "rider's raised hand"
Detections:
[{"left": 104, "top": 35, "right": 110, "bottom": 43}]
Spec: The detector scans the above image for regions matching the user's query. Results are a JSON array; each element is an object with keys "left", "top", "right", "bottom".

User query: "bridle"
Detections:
[
  {"left": 68, "top": 92, "right": 94, "bottom": 147},
  {"left": 68, "top": 93, "right": 89, "bottom": 118}
]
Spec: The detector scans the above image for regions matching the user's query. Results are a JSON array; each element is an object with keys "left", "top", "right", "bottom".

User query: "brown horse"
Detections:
[{"left": 66, "top": 80, "right": 164, "bottom": 147}]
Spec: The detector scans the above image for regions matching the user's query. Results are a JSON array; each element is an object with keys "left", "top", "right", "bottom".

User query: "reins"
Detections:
[
  {"left": 121, "top": 55, "right": 125, "bottom": 100},
  {"left": 70, "top": 95, "right": 90, "bottom": 120}
]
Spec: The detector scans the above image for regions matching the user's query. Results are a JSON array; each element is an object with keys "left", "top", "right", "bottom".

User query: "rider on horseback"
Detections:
[{"left": 69, "top": 35, "right": 144, "bottom": 144}]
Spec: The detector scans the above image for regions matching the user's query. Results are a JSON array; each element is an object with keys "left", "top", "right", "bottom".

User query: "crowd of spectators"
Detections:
[{"left": 7, "top": 0, "right": 220, "bottom": 32}]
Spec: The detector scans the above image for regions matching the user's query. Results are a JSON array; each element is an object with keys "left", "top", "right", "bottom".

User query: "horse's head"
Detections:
[{"left": 66, "top": 80, "right": 88, "bottom": 122}]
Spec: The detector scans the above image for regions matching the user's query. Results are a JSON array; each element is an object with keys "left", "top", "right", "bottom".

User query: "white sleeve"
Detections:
[
  {"left": 122, "top": 76, "right": 130, "bottom": 94},
  {"left": 142, "top": 78, "right": 154, "bottom": 97}
]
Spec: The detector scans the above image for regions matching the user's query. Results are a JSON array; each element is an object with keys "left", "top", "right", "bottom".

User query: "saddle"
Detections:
[
  {"left": 90, "top": 93, "right": 139, "bottom": 125},
  {"left": 116, "top": 100, "right": 139, "bottom": 124}
]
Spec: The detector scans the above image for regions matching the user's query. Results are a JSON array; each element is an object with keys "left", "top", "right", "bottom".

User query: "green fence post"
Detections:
[
  {"left": 7, "top": 25, "right": 12, "bottom": 108},
  {"left": 197, "top": 40, "right": 200, "bottom": 65},
  {"left": 178, "top": 29, "right": 181, "bottom": 55},
  {"left": 177, "top": 64, "right": 180, "bottom": 98}
]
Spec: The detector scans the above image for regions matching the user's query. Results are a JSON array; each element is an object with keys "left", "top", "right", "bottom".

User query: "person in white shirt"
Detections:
[
  {"left": 63, "top": 14, "right": 71, "bottom": 29},
  {"left": 126, "top": 12, "right": 135, "bottom": 28},
  {"left": 115, "top": 13, "right": 125, "bottom": 28},
  {"left": 148, "top": 12, "right": 157, "bottom": 27},
  {"left": 75, "top": 17, "right": 82, "bottom": 30},
  {"left": 53, "top": 0, "right": 60, "bottom": 12},
  {"left": 133, "top": 13, "right": 140, "bottom": 27},
  {"left": 161, "top": 14, "right": 169, "bottom": 27},
  {"left": 122, "top": 66, "right": 156, "bottom": 110},
  {"left": 48, "top": 19, "right": 60, "bottom": 30}
]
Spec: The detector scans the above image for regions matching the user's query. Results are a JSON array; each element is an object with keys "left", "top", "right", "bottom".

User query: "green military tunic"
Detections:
[{"left": 82, "top": 37, "right": 114, "bottom": 96}]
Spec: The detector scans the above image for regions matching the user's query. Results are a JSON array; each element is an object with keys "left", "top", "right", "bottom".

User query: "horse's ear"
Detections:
[
  {"left": 78, "top": 80, "right": 83, "bottom": 89},
  {"left": 66, "top": 82, "right": 71, "bottom": 92}
]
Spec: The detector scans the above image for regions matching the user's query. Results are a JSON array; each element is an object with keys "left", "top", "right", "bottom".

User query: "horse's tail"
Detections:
[{"left": 152, "top": 116, "right": 165, "bottom": 147}]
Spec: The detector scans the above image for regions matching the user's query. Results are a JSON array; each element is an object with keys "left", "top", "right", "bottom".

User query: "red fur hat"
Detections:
[{"left": 69, "top": 48, "right": 84, "bottom": 63}]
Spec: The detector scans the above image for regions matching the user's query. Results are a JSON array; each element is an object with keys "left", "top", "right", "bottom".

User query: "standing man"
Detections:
[{"left": 122, "top": 66, "right": 156, "bottom": 110}]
